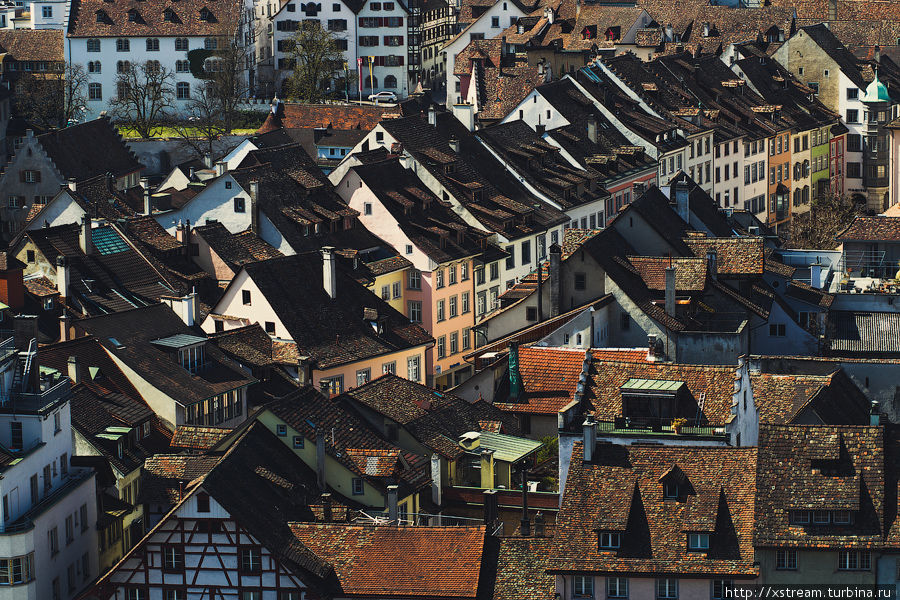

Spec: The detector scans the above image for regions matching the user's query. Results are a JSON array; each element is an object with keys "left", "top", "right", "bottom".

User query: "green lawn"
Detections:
[{"left": 117, "top": 126, "right": 258, "bottom": 139}]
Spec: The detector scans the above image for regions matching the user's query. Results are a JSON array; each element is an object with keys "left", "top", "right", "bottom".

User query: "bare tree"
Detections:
[
  {"left": 787, "top": 192, "right": 865, "bottom": 250},
  {"left": 171, "top": 82, "right": 225, "bottom": 158},
  {"left": 110, "top": 61, "right": 175, "bottom": 138},
  {"left": 14, "top": 63, "right": 88, "bottom": 129},
  {"left": 287, "top": 21, "right": 344, "bottom": 102}
]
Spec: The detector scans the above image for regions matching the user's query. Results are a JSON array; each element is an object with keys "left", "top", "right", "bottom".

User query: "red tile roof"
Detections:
[
  {"left": 685, "top": 237, "right": 765, "bottom": 276},
  {"left": 627, "top": 255, "right": 708, "bottom": 291},
  {"left": 837, "top": 216, "right": 900, "bottom": 242},
  {"left": 170, "top": 425, "right": 234, "bottom": 450},
  {"left": 258, "top": 104, "right": 399, "bottom": 135},
  {"left": 290, "top": 524, "right": 486, "bottom": 598},
  {"left": 68, "top": 0, "right": 239, "bottom": 37}
]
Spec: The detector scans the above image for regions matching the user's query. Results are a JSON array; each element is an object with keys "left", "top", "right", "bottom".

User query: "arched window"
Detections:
[
  {"left": 802, "top": 185, "right": 810, "bottom": 204},
  {"left": 146, "top": 60, "right": 161, "bottom": 73},
  {"left": 384, "top": 75, "right": 397, "bottom": 88},
  {"left": 365, "top": 75, "right": 378, "bottom": 89},
  {"left": 175, "top": 38, "right": 189, "bottom": 51},
  {"left": 177, "top": 82, "right": 191, "bottom": 99},
  {"left": 88, "top": 61, "right": 101, "bottom": 73},
  {"left": 204, "top": 37, "right": 218, "bottom": 50},
  {"left": 116, "top": 60, "right": 131, "bottom": 74},
  {"left": 175, "top": 60, "right": 189, "bottom": 73},
  {"left": 146, "top": 38, "right": 159, "bottom": 51},
  {"left": 802, "top": 159, "right": 810, "bottom": 178},
  {"left": 117, "top": 81, "right": 131, "bottom": 100},
  {"left": 793, "top": 188, "right": 802, "bottom": 207}
]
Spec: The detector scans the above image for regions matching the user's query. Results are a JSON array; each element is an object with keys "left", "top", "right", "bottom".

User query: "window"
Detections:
[
  {"left": 436, "top": 269, "right": 444, "bottom": 289},
  {"left": 712, "top": 580, "right": 733, "bottom": 600},
  {"left": 240, "top": 547, "right": 262, "bottom": 573},
  {"left": 462, "top": 327, "right": 471, "bottom": 351},
  {"left": 176, "top": 82, "right": 190, "bottom": 99},
  {"left": 847, "top": 134, "right": 862, "bottom": 152},
  {"left": 521, "top": 240, "right": 531, "bottom": 264},
  {"left": 175, "top": 60, "right": 189, "bottom": 72},
  {"left": 116, "top": 38, "right": 130, "bottom": 52},
  {"left": 408, "top": 301, "right": 422, "bottom": 323},
  {"left": 847, "top": 162, "right": 861, "bottom": 178},
  {"left": 408, "top": 270, "right": 421, "bottom": 290},
  {"left": 197, "top": 492, "right": 210, "bottom": 512},
  {"left": 10, "top": 422, "right": 22, "bottom": 450},
  {"left": 88, "top": 83, "right": 102, "bottom": 100},
  {"left": 126, "top": 590, "right": 146, "bottom": 600},
  {"left": 461, "top": 292, "right": 470, "bottom": 314},
  {"left": 460, "top": 263, "right": 469, "bottom": 280},
  {"left": 450, "top": 331, "right": 459, "bottom": 355},
  {"left": 490, "top": 262, "right": 499, "bottom": 281},
  {"left": 146, "top": 38, "right": 159, "bottom": 51},
  {"left": 0, "top": 553, "right": 34, "bottom": 585},
  {"left": 838, "top": 550, "right": 870, "bottom": 571},
  {"left": 276, "top": 424, "right": 287, "bottom": 437},
  {"left": 87, "top": 38, "right": 100, "bottom": 51},
  {"left": 687, "top": 533, "right": 709, "bottom": 550},
  {"left": 847, "top": 88, "right": 858, "bottom": 100},
  {"left": 776, "top": 548, "right": 797, "bottom": 570},
  {"left": 204, "top": 37, "right": 218, "bottom": 50},
  {"left": 382, "top": 361, "right": 396, "bottom": 375},
  {"left": 769, "top": 323, "right": 786, "bottom": 337},
  {"left": 49, "top": 526, "right": 59, "bottom": 555},
  {"left": 846, "top": 109, "right": 859, "bottom": 124},
  {"left": 407, "top": 355, "right": 421, "bottom": 382},
  {"left": 175, "top": 38, "right": 189, "bottom": 51},
  {"left": 790, "top": 510, "right": 810, "bottom": 524},
  {"left": 356, "top": 368, "right": 370, "bottom": 387},
  {"left": 607, "top": 578, "right": 627, "bottom": 599},
  {"left": 65, "top": 516, "right": 74, "bottom": 544},
  {"left": 242, "top": 290, "right": 251, "bottom": 305},
  {"left": 405, "top": 244, "right": 413, "bottom": 255},
  {"left": 42, "top": 5, "right": 52, "bottom": 17},
  {"left": 436, "top": 336, "right": 446, "bottom": 359},
  {"left": 574, "top": 273, "right": 586, "bottom": 291},
  {"left": 573, "top": 576, "right": 593, "bottom": 598},
  {"left": 833, "top": 510, "right": 851, "bottom": 524},
  {"left": 81, "top": 504, "right": 89, "bottom": 531},
  {"left": 449, "top": 296, "right": 458, "bottom": 318},
  {"left": 163, "top": 546, "right": 184, "bottom": 571},
  {"left": 392, "top": 282, "right": 401, "bottom": 299},
  {"left": 656, "top": 578, "right": 677, "bottom": 599},
  {"left": 164, "top": 591, "right": 186, "bottom": 600},
  {"left": 599, "top": 532, "right": 620, "bottom": 549}
]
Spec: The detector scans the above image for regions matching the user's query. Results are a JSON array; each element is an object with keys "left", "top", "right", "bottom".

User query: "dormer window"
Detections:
[
  {"left": 164, "top": 8, "right": 176, "bottom": 21},
  {"left": 663, "top": 481, "right": 679, "bottom": 499},
  {"left": 790, "top": 510, "right": 810, "bottom": 524},
  {"left": 813, "top": 510, "right": 830, "bottom": 524},
  {"left": 179, "top": 345, "right": 205, "bottom": 373},
  {"left": 200, "top": 7, "right": 212, "bottom": 20},
  {"left": 833, "top": 510, "right": 851, "bottom": 524},
  {"left": 95, "top": 10, "right": 107, "bottom": 22},
  {"left": 128, "top": 9, "right": 140, "bottom": 21},
  {"left": 687, "top": 533, "right": 709, "bottom": 551},
  {"left": 598, "top": 532, "right": 621, "bottom": 549},
  {"left": 443, "top": 163, "right": 455, "bottom": 174}
]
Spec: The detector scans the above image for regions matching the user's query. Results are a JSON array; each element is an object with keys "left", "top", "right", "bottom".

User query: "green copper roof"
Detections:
[
  {"left": 621, "top": 378, "right": 685, "bottom": 393},
  {"left": 476, "top": 432, "right": 542, "bottom": 463}
]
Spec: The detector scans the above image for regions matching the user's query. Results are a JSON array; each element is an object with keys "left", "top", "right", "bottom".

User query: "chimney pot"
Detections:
[
  {"left": 55, "top": 255, "right": 70, "bottom": 299},
  {"left": 79, "top": 215, "right": 93, "bottom": 255},
  {"left": 67, "top": 178, "right": 77, "bottom": 192},
  {"left": 321, "top": 247, "right": 337, "bottom": 299},
  {"left": 582, "top": 418, "right": 596, "bottom": 462},
  {"left": 215, "top": 161, "right": 227, "bottom": 177}
]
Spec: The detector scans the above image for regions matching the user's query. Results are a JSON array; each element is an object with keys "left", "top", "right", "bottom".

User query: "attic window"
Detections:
[
  {"left": 200, "top": 7, "right": 212, "bottom": 20},
  {"left": 598, "top": 532, "right": 621, "bottom": 549},
  {"left": 663, "top": 481, "right": 679, "bottom": 498},
  {"left": 443, "top": 163, "right": 455, "bottom": 174},
  {"left": 164, "top": 8, "right": 175, "bottom": 20},
  {"left": 687, "top": 533, "right": 709, "bottom": 550},
  {"left": 95, "top": 10, "right": 106, "bottom": 22},
  {"left": 128, "top": 9, "right": 140, "bottom": 21}
]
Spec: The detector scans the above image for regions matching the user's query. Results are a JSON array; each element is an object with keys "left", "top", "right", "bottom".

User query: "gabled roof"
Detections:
[
  {"left": 800, "top": 23, "right": 869, "bottom": 89},
  {"left": 825, "top": 311, "right": 900, "bottom": 356},
  {"left": 239, "top": 254, "right": 432, "bottom": 369},
  {"left": 342, "top": 373, "right": 519, "bottom": 459},
  {"left": 628, "top": 256, "right": 708, "bottom": 291},
  {"left": 750, "top": 370, "right": 870, "bottom": 425},
  {"left": 258, "top": 103, "right": 399, "bottom": 135},
  {"left": 74, "top": 303, "right": 255, "bottom": 405},
  {"left": 837, "top": 216, "right": 900, "bottom": 243},
  {"left": 684, "top": 237, "right": 765, "bottom": 277},
  {"left": 0, "top": 29, "right": 64, "bottom": 62},
  {"left": 35, "top": 118, "right": 143, "bottom": 182},
  {"left": 493, "top": 536, "right": 555, "bottom": 600},
  {"left": 193, "top": 221, "right": 283, "bottom": 272},
  {"left": 290, "top": 524, "right": 486, "bottom": 598},
  {"left": 551, "top": 443, "right": 758, "bottom": 576},
  {"left": 756, "top": 425, "right": 886, "bottom": 548},
  {"left": 69, "top": 0, "right": 240, "bottom": 37},
  {"left": 170, "top": 425, "right": 234, "bottom": 451},
  {"left": 495, "top": 346, "right": 587, "bottom": 416}
]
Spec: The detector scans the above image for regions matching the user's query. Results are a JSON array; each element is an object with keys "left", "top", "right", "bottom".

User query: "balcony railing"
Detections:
[
  {"left": 595, "top": 416, "right": 726, "bottom": 438},
  {"left": 357, "top": 511, "right": 484, "bottom": 527},
  {"left": 2, "top": 378, "right": 71, "bottom": 415},
  {"left": 0, "top": 468, "right": 93, "bottom": 535}
]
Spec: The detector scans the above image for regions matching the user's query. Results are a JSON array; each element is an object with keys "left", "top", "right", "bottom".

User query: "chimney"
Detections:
[
  {"left": 67, "top": 355, "right": 81, "bottom": 384},
  {"left": 315, "top": 428, "right": 327, "bottom": 490},
  {"left": 428, "top": 106, "right": 437, "bottom": 126},
  {"left": 249, "top": 181, "right": 260, "bottom": 236},
  {"left": 452, "top": 103, "right": 475, "bottom": 132},
  {"left": 79, "top": 215, "right": 93, "bottom": 255},
  {"left": 141, "top": 177, "right": 152, "bottom": 215},
  {"left": 448, "top": 137, "right": 460, "bottom": 153},
  {"left": 387, "top": 484, "right": 399, "bottom": 522},
  {"left": 586, "top": 115, "right": 598, "bottom": 144},
  {"left": 665, "top": 23, "right": 674, "bottom": 41},
  {"left": 163, "top": 292, "right": 198, "bottom": 327},
  {"left": 870, "top": 401, "right": 881, "bottom": 426},
  {"left": 665, "top": 265, "right": 676, "bottom": 316},
  {"left": 59, "top": 314, "right": 70, "bottom": 342},
  {"left": 706, "top": 250, "right": 717, "bottom": 280},
  {"left": 519, "top": 467, "right": 530, "bottom": 536},
  {"left": 810, "top": 263, "right": 822, "bottom": 289},
  {"left": 647, "top": 334, "right": 657, "bottom": 362},
  {"left": 215, "top": 161, "right": 227, "bottom": 177},
  {"left": 535, "top": 123, "right": 546, "bottom": 135},
  {"left": 582, "top": 418, "right": 596, "bottom": 462},
  {"left": 67, "top": 178, "right": 77, "bottom": 192},
  {"left": 322, "top": 247, "right": 338, "bottom": 299},
  {"left": 674, "top": 181, "right": 690, "bottom": 224},
  {"left": 534, "top": 511, "right": 545, "bottom": 536},
  {"left": 483, "top": 489, "right": 499, "bottom": 535},
  {"left": 203, "top": 154, "right": 213, "bottom": 169},
  {"left": 55, "top": 255, "right": 70, "bottom": 300},
  {"left": 431, "top": 453, "right": 442, "bottom": 505},
  {"left": 508, "top": 341, "right": 522, "bottom": 400},
  {"left": 549, "top": 243, "right": 561, "bottom": 317},
  {"left": 321, "top": 492, "right": 333, "bottom": 522},
  {"left": 874, "top": 45, "right": 881, "bottom": 64}
]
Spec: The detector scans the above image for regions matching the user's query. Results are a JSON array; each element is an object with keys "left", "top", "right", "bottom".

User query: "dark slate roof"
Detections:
[
  {"left": 341, "top": 373, "right": 519, "bottom": 459},
  {"left": 755, "top": 425, "right": 886, "bottom": 548},
  {"left": 825, "top": 311, "right": 900, "bottom": 356},
  {"left": 241, "top": 254, "right": 432, "bottom": 369},
  {"left": 39, "top": 336, "right": 145, "bottom": 403},
  {"left": 74, "top": 303, "right": 255, "bottom": 405},
  {"left": 380, "top": 111, "right": 568, "bottom": 237},
  {"left": 194, "top": 221, "right": 283, "bottom": 272},
  {"left": 25, "top": 222, "right": 178, "bottom": 315},
  {"left": 351, "top": 156, "right": 492, "bottom": 264},
  {"left": 551, "top": 442, "right": 758, "bottom": 577},
  {"left": 266, "top": 386, "right": 431, "bottom": 496},
  {"left": 37, "top": 117, "right": 143, "bottom": 182}
]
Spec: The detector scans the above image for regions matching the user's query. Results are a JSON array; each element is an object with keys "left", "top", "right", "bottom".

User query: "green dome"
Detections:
[{"left": 862, "top": 74, "right": 890, "bottom": 102}]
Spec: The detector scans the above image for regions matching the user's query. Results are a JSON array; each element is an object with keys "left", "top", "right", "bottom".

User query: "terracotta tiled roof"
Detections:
[
  {"left": 551, "top": 442, "right": 758, "bottom": 576},
  {"left": 258, "top": 104, "right": 397, "bottom": 134},
  {"left": 344, "top": 448, "right": 401, "bottom": 477},
  {"left": 23, "top": 276, "right": 59, "bottom": 297},
  {"left": 837, "top": 216, "right": 900, "bottom": 242},
  {"left": 751, "top": 370, "right": 870, "bottom": 426},
  {"left": 627, "top": 256, "right": 708, "bottom": 291},
  {"left": 495, "top": 347, "right": 586, "bottom": 415},
  {"left": 685, "top": 237, "right": 765, "bottom": 277},
  {"left": 587, "top": 360, "right": 737, "bottom": 425},
  {"left": 756, "top": 425, "right": 887, "bottom": 548},
  {"left": 141, "top": 454, "right": 220, "bottom": 504},
  {"left": 290, "top": 524, "right": 486, "bottom": 598},
  {"left": 123, "top": 216, "right": 182, "bottom": 253},
  {"left": 170, "top": 425, "right": 234, "bottom": 450},
  {"left": 37, "top": 118, "right": 143, "bottom": 183},
  {"left": 0, "top": 29, "right": 63, "bottom": 62},
  {"left": 68, "top": 0, "right": 239, "bottom": 37},
  {"left": 494, "top": 537, "right": 555, "bottom": 600}
]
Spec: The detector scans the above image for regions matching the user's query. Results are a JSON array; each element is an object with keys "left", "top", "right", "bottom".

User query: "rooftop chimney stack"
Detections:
[
  {"left": 549, "top": 243, "right": 561, "bottom": 317},
  {"left": 321, "top": 247, "right": 337, "bottom": 299},
  {"left": 67, "top": 355, "right": 80, "bottom": 384},
  {"left": 316, "top": 428, "right": 327, "bottom": 490},
  {"left": 674, "top": 181, "right": 690, "bottom": 224},
  {"left": 449, "top": 137, "right": 460, "bottom": 153},
  {"left": 520, "top": 467, "right": 530, "bottom": 536},
  {"left": 249, "top": 181, "right": 260, "bottom": 236},
  {"left": 647, "top": 334, "right": 657, "bottom": 362},
  {"left": 428, "top": 106, "right": 437, "bottom": 127},
  {"left": 141, "top": 177, "right": 152, "bottom": 215},
  {"left": 586, "top": 115, "right": 598, "bottom": 144},
  {"left": 79, "top": 215, "right": 93, "bottom": 255},
  {"left": 534, "top": 512, "right": 545, "bottom": 536},
  {"left": 56, "top": 255, "right": 69, "bottom": 300},
  {"left": 321, "top": 492, "right": 333, "bottom": 522},
  {"left": 582, "top": 417, "right": 596, "bottom": 462},
  {"left": 59, "top": 314, "right": 70, "bottom": 342},
  {"left": 387, "top": 485, "right": 399, "bottom": 522},
  {"left": 203, "top": 154, "right": 213, "bottom": 169},
  {"left": 706, "top": 250, "right": 717, "bottom": 280},
  {"left": 67, "top": 178, "right": 77, "bottom": 192},
  {"left": 870, "top": 401, "right": 881, "bottom": 426},
  {"left": 508, "top": 341, "right": 523, "bottom": 400},
  {"left": 483, "top": 489, "right": 499, "bottom": 535},
  {"left": 665, "top": 265, "right": 676, "bottom": 316},
  {"left": 215, "top": 161, "right": 227, "bottom": 177}
]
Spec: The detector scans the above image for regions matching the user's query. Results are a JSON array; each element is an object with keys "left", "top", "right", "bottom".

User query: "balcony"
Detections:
[
  {"left": 1, "top": 375, "right": 71, "bottom": 416},
  {"left": 0, "top": 468, "right": 93, "bottom": 535}
]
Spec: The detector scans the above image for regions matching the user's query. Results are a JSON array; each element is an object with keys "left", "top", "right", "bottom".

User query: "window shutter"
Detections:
[{"left": 34, "top": 170, "right": 41, "bottom": 182}]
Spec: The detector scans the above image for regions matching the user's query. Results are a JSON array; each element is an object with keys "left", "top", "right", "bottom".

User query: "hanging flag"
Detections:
[{"left": 357, "top": 57, "right": 363, "bottom": 95}]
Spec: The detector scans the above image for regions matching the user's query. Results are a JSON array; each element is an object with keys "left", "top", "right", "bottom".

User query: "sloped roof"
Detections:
[
  {"left": 493, "top": 536, "right": 555, "bottom": 600},
  {"left": 837, "top": 216, "right": 900, "bottom": 242},
  {"left": 0, "top": 29, "right": 64, "bottom": 62},
  {"left": 37, "top": 118, "right": 143, "bottom": 181},
  {"left": 684, "top": 237, "right": 765, "bottom": 277},
  {"left": 170, "top": 425, "right": 234, "bottom": 450},
  {"left": 751, "top": 370, "right": 870, "bottom": 425},
  {"left": 194, "top": 221, "right": 283, "bottom": 272},
  {"left": 69, "top": 0, "right": 240, "bottom": 37}
]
